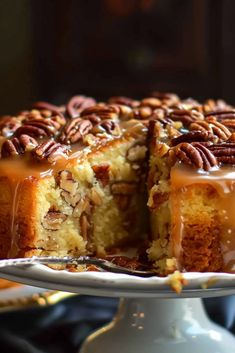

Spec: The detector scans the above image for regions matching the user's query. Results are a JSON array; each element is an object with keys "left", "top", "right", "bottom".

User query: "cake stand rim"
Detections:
[{"left": 0, "top": 264, "right": 235, "bottom": 298}]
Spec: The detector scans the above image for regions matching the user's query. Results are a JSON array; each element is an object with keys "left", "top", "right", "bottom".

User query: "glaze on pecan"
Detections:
[
  {"left": 151, "top": 92, "right": 180, "bottom": 106},
  {"left": 66, "top": 95, "right": 96, "bottom": 118},
  {"left": 59, "top": 118, "right": 93, "bottom": 144},
  {"left": 14, "top": 109, "right": 66, "bottom": 139},
  {"left": 82, "top": 103, "right": 133, "bottom": 121},
  {"left": 32, "top": 140, "right": 69, "bottom": 163},
  {"left": 91, "top": 120, "right": 121, "bottom": 136},
  {"left": 1, "top": 135, "right": 38, "bottom": 158},
  {"left": 108, "top": 96, "right": 139, "bottom": 108},
  {"left": 171, "top": 131, "right": 214, "bottom": 146},
  {"left": 169, "top": 109, "right": 204, "bottom": 126},
  {"left": 190, "top": 119, "right": 231, "bottom": 141},
  {"left": 0, "top": 116, "right": 22, "bottom": 138},
  {"left": 32, "top": 101, "right": 63, "bottom": 114},
  {"left": 171, "top": 142, "right": 217, "bottom": 171},
  {"left": 209, "top": 143, "right": 235, "bottom": 164}
]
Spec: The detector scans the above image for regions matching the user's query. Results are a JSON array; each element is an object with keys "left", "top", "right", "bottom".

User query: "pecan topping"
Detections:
[
  {"left": 81, "top": 104, "right": 118, "bottom": 120},
  {"left": 132, "top": 106, "right": 152, "bottom": 120},
  {"left": 32, "top": 101, "right": 63, "bottom": 114},
  {"left": 140, "top": 97, "right": 162, "bottom": 109},
  {"left": 150, "top": 108, "right": 172, "bottom": 126},
  {"left": 219, "top": 119, "right": 235, "bottom": 131},
  {"left": 151, "top": 92, "right": 180, "bottom": 106},
  {"left": 169, "top": 109, "right": 204, "bottom": 126},
  {"left": 91, "top": 120, "right": 121, "bottom": 136},
  {"left": 42, "top": 209, "right": 67, "bottom": 231},
  {"left": 32, "top": 140, "right": 69, "bottom": 163},
  {"left": 1, "top": 135, "right": 38, "bottom": 158},
  {"left": 0, "top": 116, "right": 22, "bottom": 138},
  {"left": 92, "top": 164, "right": 110, "bottom": 186},
  {"left": 66, "top": 95, "right": 96, "bottom": 118},
  {"left": 209, "top": 143, "right": 235, "bottom": 164},
  {"left": 203, "top": 99, "right": 233, "bottom": 113},
  {"left": 190, "top": 119, "right": 231, "bottom": 141},
  {"left": 171, "top": 131, "right": 214, "bottom": 146},
  {"left": 59, "top": 118, "right": 93, "bottom": 144},
  {"left": 14, "top": 109, "right": 66, "bottom": 139},
  {"left": 204, "top": 110, "right": 235, "bottom": 120},
  {"left": 108, "top": 96, "right": 139, "bottom": 108},
  {"left": 81, "top": 103, "right": 132, "bottom": 121},
  {"left": 171, "top": 142, "right": 217, "bottom": 171}
]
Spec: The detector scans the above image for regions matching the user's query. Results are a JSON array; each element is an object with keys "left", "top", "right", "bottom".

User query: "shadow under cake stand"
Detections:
[{"left": 0, "top": 265, "right": 235, "bottom": 352}]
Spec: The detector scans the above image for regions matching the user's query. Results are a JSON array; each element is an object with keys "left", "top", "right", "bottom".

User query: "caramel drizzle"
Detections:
[{"left": 171, "top": 164, "right": 235, "bottom": 271}]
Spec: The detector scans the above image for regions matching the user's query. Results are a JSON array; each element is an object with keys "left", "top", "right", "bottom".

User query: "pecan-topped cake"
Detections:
[{"left": 1, "top": 93, "right": 235, "bottom": 275}]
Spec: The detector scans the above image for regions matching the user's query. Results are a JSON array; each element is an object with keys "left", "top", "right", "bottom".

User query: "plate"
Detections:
[
  {"left": 1, "top": 264, "right": 235, "bottom": 298},
  {"left": 0, "top": 281, "right": 74, "bottom": 312}
]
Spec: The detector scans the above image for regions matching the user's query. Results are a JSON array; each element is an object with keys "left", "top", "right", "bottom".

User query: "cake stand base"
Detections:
[{"left": 80, "top": 297, "right": 235, "bottom": 353}]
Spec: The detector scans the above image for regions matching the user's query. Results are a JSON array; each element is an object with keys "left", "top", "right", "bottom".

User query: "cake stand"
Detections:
[{"left": 0, "top": 265, "right": 235, "bottom": 353}]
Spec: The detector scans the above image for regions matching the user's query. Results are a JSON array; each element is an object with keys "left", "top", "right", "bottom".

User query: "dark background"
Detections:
[{"left": 0, "top": 0, "right": 235, "bottom": 115}]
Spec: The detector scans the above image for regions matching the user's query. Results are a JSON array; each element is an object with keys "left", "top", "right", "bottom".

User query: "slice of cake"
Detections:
[
  {"left": 147, "top": 98, "right": 235, "bottom": 274},
  {"left": 0, "top": 96, "right": 153, "bottom": 259}
]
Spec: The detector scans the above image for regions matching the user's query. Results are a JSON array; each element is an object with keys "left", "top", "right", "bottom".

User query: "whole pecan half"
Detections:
[
  {"left": 209, "top": 143, "right": 235, "bottom": 164},
  {"left": 14, "top": 109, "right": 66, "bottom": 139},
  {"left": 191, "top": 142, "right": 218, "bottom": 171},
  {"left": 171, "top": 130, "right": 214, "bottom": 146},
  {"left": 15, "top": 118, "right": 56, "bottom": 138},
  {"left": 81, "top": 104, "right": 119, "bottom": 120},
  {"left": 190, "top": 119, "right": 231, "bottom": 141},
  {"left": 219, "top": 119, "right": 235, "bottom": 131},
  {"left": 132, "top": 106, "right": 152, "bottom": 120},
  {"left": 32, "top": 101, "right": 63, "bottom": 114},
  {"left": 0, "top": 116, "right": 22, "bottom": 138},
  {"left": 140, "top": 97, "right": 162, "bottom": 109},
  {"left": 81, "top": 103, "right": 132, "bottom": 121},
  {"left": 171, "top": 142, "right": 217, "bottom": 170},
  {"left": 59, "top": 118, "right": 93, "bottom": 144},
  {"left": 203, "top": 100, "right": 233, "bottom": 113},
  {"left": 66, "top": 95, "right": 96, "bottom": 118},
  {"left": 1, "top": 134, "right": 38, "bottom": 158},
  {"left": 151, "top": 92, "right": 180, "bottom": 107},
  {"left": 32, "top": 140, "right": 69, "bottom": 163},
  {"left": 150, "top": 108, "right": 172, "bottom": 126},
  {"left": 91, "top": 120, "right": 121, "bottom": 136},
  {"left": 204, "top": 110, "right": 235, "bottom": 120},
  {"left": 169, "top": 109, "right": 204, "bottom": 126},
  {"left": 108, "top": 96, "right": 139, "bottom": 108}
]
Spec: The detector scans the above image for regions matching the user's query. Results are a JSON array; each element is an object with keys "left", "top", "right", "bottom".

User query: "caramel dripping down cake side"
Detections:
[
  {"left": 147, "top": 96, "right": 235, "bottom": 274},
  {"left": 0, "top": 95, "right": 154, "bottom": 259}
]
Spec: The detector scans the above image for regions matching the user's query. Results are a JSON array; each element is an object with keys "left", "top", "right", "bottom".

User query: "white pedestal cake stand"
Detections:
[{"left": 0, "top": 265, "right": 235, "bottom": 353}]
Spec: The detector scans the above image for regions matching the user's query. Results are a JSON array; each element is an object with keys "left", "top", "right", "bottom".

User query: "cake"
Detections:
[{"left": 1, "top": 93, "right": 235, "bottom": 275}]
